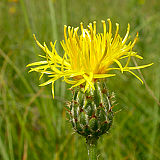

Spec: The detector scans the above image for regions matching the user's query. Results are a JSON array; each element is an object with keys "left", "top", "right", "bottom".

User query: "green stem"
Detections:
[
  {"left": 19, "top": 0, "right": 32, "bottom": 36},
  {"left": 88, "top": 143, "right": 97, "bottom": 160},
  {"left": 87, "top": 137, "right": 98, "bottom": 160}
]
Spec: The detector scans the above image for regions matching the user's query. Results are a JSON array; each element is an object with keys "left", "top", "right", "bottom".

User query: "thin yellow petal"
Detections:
[
  {"left": 39, "top": 76, "right": 61, "bottom": 86},
  {"left": 71, "top": 79, "right": 85, "bottom": 88},
  {"left": 125, "top": 63, "right": 153, "bottom": 70},
  {"left": 83, "top": 74, "right": 95, "bottom": 90},
  {"left": 26, "top": 61, "right": 48, "bottom": 67},
  {"left": 64, "top": 77, "right": 77, "bottom": 84},
  {"left": 93, "top": 74, "right": 116, "bottom": 79},
  {"left": 122, "top": 24, "right": 130, "bottom": 45},
  {"left": 52, "top": 82, "right": 54, "bottom": 99},
  {"left": 113, "top": 59, "right": 124, "bottom": 73},
  {"left": 33, "top": 34, "right": 45, "bottom": 52},
  {"left": 128, "top": 71, "right": 143, "bottom": 84}
]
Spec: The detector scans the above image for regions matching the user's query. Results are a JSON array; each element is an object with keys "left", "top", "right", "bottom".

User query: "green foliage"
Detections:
[{"left": 0, "top": 0, "right": 160, "bottom": 159}]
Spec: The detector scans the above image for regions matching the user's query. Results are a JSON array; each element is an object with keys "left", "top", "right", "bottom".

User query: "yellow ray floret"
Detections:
[{"left": 27, "top": 19, "right": 153, "bottom": 98}]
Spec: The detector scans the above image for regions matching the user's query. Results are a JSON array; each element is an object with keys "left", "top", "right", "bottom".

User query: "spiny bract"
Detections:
[{"left": 68, "top": 81, "right": 114, "bottom": 142}]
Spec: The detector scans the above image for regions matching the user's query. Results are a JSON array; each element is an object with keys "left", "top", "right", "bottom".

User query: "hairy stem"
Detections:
[{"left": 87, "top": 137, "right": 98, "bottom": 160}]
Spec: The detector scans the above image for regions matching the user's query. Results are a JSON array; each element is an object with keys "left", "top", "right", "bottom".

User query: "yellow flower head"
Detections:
[{"left": 27, "top": 19, "right": 153, "bottom": 98}]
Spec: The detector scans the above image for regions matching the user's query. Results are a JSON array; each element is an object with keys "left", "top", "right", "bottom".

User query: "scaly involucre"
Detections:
[{"left": 27, "top": 19, "right": 153, "bottom": 98}]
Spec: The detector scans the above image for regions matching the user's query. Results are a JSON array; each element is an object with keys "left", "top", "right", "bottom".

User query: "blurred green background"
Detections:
[{"left": 0, "top": 0, "right": 160, "bottom": 159}]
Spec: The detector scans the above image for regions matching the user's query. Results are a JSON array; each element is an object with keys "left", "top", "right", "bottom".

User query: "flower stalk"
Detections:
[
  {"left": 86, "top": 136, "right": 98, "bottom": 160},
  {"left": 87, "top": 142, "right": 97, "bottom": 160}
]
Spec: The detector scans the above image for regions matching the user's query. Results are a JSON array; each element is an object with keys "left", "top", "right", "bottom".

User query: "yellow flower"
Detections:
[{"left": 27, "top": 19, "right": 153, "bottom": 98}]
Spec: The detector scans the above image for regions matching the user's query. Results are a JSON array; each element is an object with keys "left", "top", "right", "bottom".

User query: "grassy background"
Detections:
[{"left": 0, "top": 0, "right": 160, "bottom": 159}]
